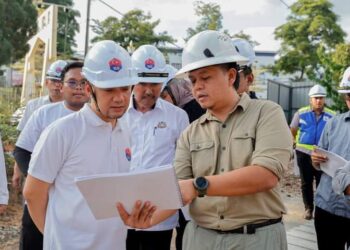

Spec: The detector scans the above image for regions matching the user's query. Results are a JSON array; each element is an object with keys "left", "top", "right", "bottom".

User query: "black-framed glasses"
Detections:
[{"left": 64, "top": 79, "right": 88, "bottom": 89}]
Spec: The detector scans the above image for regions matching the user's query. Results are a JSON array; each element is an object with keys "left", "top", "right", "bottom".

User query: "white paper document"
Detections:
[
  {"left": 75, "top": 165, "right": 183, "bottom": 220},
  {"left": 314, "top": 148, "right": 348, "bottom": 177}
]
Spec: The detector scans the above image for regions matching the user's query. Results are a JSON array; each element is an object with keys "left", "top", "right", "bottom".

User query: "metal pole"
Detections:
[{"left": 84, "top": 0, "right": 91, "bottom": 56}]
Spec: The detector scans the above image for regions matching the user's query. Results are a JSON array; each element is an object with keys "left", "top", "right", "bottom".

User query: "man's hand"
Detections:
[
  {"left": 117, "top": 201, "right": 156, "bottom": 229},
  {"left": 12, "top": 163, "right": 22, "bottom": 190},
  {"left": 311, "top": 150, "right": 328, "bottom": 169},
  {"left": 345, "top": 185, "right": 350, "bottom": 195},
  {"left": 0, "top": 204, "right": 7, "bottom": 215},
  {"left": 179, "top": 179, "right": 197, "bottom": 205}
]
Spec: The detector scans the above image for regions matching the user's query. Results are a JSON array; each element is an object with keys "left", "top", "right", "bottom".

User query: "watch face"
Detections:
[{"left": 196, "top": 177, "right": 208, "bottom": 189}]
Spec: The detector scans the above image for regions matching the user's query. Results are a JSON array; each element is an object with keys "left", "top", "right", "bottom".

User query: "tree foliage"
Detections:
[
  {"left": 185, "top": 1, "right": 226, "bottom": 41},
  {"left": 91, "top": 9, "right": 175, "bottom": 49},
  {"left": 0, "top": 0, "right": 37, "bottom": 66},
  {"left": 43, "top": 0, "right": 80, "bottom": 57},
  {"left": 273, "top": 0, "right": 345, "bottom": 81},
  {"left": 313, "top": 43, "right": 350, "bottom": 112},
  {"left": 232, "top": 30, "right": 260, "bottom": 47}
]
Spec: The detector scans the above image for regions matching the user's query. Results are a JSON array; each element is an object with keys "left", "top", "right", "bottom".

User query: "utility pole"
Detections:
[{"left": 84, "top": 0, "right": 92, "bottom": 56}]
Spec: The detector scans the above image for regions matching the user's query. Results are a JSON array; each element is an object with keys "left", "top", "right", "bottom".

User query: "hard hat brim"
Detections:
[
  {"left": 46, "top": 76, "right": 62, "bottom": 81},
  {"left": 309, "top": 94, "right": 326, "bottom": 97},
  {"left": 176, "top": 54, "right": 249, "bottom": 78},
  {"left": 136, "top": 77, "right": 166, "bottom": 84},
  {"left": 338, "top": 89, "right": 350, "bottom": 94},
  {"left": 82, "top": 69, "right": 138, "bottom": 88}
]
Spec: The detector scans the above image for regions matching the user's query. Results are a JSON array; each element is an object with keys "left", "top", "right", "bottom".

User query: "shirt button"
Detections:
[
  {"left": 222, "top": 146, "right": 226, "bottom": 150},
  {"left": 196, "top": 145, "right": 201, "bottom": 149},
  {"left": 222, "top": 124, "right": 226, "bottom": 128},
  {"left": 220, "top": 168, "right": 224, "bottom": 172},
  {"left": 220, "top": 215, "right": 224, "bottom": 219}
]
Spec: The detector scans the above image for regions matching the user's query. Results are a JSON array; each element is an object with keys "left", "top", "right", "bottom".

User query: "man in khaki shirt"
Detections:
[{"left": 118, "top": 30, "right": 293, "bottom": 250}]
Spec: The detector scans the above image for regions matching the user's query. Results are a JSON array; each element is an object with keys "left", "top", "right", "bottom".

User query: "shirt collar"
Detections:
[
  {"left": 198, "top": 92, "right": 250, "bottom": 124},
  {"left": 344, "top": 110, "right": 350, "bottom": 122},
  {"left": 127, "top": 96, "right": 163, "bottom": 113},
  {"left": 81, "top": 103, "right": 122, "bottom": 131}
]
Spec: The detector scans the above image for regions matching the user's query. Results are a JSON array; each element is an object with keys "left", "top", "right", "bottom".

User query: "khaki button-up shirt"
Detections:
[{"left": 174, "top": 93, "right": 293, "bottom": 230}]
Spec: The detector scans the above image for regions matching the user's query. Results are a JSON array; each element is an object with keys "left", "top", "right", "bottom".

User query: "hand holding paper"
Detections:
[{"left": 313, "top": 148, "right": 348, "bottom": 177}]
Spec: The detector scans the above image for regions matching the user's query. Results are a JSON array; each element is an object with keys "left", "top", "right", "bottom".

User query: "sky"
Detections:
[{"left": 72, "top": 0, "right": 350, "bottom": 54}]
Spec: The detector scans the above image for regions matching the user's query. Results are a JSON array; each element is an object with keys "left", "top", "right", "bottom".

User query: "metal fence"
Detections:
[{"left": 267, "top": 80, "right": 315, "bottom": 123}]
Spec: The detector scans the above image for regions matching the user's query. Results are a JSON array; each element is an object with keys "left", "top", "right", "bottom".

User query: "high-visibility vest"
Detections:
[{"left": 295, "top": 106, "right": 335, "bottom": 152}]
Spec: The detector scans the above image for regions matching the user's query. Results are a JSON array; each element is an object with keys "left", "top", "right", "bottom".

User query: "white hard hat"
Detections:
[
  {"left": 176, "top": 30, "right": 248, "bottom": 77},
  {"left": 338, "top": 66, "right": 350, "bottom": 94},
  {"left": 46, "top": 60, "right": 67, "bottom": 80},
  {"left": 231, "top": 38, "right": 256, "bottom": 67},
  {"left": 132, "top": 45, "right": 168, "bottom": 83},
  {"left": 82, "top": 40, "right": 137, "bottom": 88},
  {"left": 308, "top": 84, "right": 327, "bottom": 97}
]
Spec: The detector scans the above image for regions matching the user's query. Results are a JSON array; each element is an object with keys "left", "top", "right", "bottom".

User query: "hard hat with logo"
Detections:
[
  {"left": 82, "top": 40, "right": 137, "bottom": 88},
  {"left": 176, "top": 30, "right": 248, "bottom": 77},
  {"left": 46, "top": 60, "right": 67, "bottom": 80},
  {"left": 338, "top": 66, "right": 350, "bottom": 94},
  {"left": 132, "top": 45, "right": 168, "bottom": 83},
  {"left": 231, "top": 38, "right": 256, "bottom": 67},
  {"left": 308, "top": 84, "right": 327, "bottom": 97}
]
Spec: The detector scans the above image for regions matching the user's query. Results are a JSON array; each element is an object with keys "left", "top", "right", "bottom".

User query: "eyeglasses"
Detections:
[{"left": 64, "top": 79, "right": 88, "bottom": 89}]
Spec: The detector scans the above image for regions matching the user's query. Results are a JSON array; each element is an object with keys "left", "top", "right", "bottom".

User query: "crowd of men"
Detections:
[{"left": 0, "top": 29, "right": 349, "bottom": 250}]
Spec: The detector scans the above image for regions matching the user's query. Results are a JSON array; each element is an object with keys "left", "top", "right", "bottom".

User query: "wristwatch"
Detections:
[{"left": 193, "top": 177, "right": 209, "bottom": 197}]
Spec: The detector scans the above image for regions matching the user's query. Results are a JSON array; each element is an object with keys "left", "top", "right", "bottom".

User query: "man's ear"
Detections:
[
  {"left": 247, "top": 74, "right": 254, "bottom": 85},
  {"left": 228, "top": 68, "right": 237, "bottom": 88}
]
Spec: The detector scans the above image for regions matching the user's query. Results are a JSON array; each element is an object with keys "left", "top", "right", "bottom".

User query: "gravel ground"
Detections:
[{"left": 0, "top": 165, "right": 304, "bottom": 250}]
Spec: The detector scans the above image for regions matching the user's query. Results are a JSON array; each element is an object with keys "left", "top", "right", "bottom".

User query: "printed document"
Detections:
[
  {"left": 314, "top": 148, "right": 348, "bottom": 177},
  {"left": 75, "top": 165, "right": 183, "bottom": 220}
]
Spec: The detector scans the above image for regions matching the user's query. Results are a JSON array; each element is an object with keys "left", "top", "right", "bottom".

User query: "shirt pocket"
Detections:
[
  {"left": 230, "top": 131, "right": 255, "bottom": 169},
  {"left": 190, "top": 141, "right": 216, "bottom": 176}
]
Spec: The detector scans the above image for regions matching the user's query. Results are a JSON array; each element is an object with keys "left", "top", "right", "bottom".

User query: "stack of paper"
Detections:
[{"left": 314, "top": 148, "right": 348, "bottom": 177}]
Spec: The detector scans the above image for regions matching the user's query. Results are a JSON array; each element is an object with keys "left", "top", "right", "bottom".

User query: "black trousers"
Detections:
[
  {"left": 314, "top": 206, "right": 350, "bottom": 250},
  {"left": 127, "top": 229, "right": 173, "bottom": 250},
  {"left": 20, "top": 204, "right": 43, "bottom": 250},
  {"left": 175, "top": 210, "right": 189, "bottom": 250},
  {"left": 296, "top": 150, "right": 322, "bottom": 210}
]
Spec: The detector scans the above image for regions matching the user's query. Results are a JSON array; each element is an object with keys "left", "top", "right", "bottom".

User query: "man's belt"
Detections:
[{"left": 211, "top": 217, "right": 282, "bottom": 235}]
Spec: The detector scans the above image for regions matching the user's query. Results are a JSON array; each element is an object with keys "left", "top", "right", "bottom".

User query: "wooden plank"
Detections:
[{"left": 287, "top": 235, "right": 318, "bottom": 250}]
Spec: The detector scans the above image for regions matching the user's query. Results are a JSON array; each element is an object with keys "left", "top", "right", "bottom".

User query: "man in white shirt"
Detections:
[
  {"left": 12, "top": 60, "right": 68, "bottom": 190},
  {"left": 14, "top": 61, "right": 89, "bottom": 250},
  {"left": 23, "top": 40, "right": 137, "bottom": 250},
  {"left": 0, "top": 133, "right": 9, "bottom": 215},
  {"left": 122, "top": 45, "right": 189, "bottom": 250}
]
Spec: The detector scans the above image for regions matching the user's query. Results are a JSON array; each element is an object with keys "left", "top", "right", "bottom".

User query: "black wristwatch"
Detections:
[{"left": 193, "top": 177, "right": 209, "bottom": 197}]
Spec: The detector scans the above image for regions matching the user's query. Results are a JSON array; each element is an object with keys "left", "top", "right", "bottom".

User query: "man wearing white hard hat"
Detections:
[
  {"left": 12, "top": 60, "right": 68, "bottom": 192},
  {"left": 290, "top": 84, "right": 335, "bottom": 220},
  {"left": 23, "top": 40, "right": 136, "bottom": 249},
  {"left": 311, "top": 67, "right": 350, "bottom": 250},
  {"left": 232, "top": 38, "right": 257, "bottom": 99},
  {"left": 118, "top": 30, "right": 292, "bottom": 250},
  {"left": 121, "top": 45, "right": 189, "bottom": 250}
]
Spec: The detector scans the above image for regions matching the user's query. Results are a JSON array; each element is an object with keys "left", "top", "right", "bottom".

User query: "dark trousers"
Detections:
[
  {"left": 175, "top": 210, "right": 189, "bottom": 250},
  {"left": 314, "top": 206, "right": 350, "bottom": 250},
  {"left": 296, "top": 150, "right": 322, "bottom": 210},
  {"left": 126, "top": 229, "right": 173, "bottom": 250},
  {"left": 20, "top": 204, "right": 43, "bottom": 250}
]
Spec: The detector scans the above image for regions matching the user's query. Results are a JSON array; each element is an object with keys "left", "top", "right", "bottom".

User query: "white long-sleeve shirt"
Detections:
[{"left": 121, "top": 98, "right": 189, "bottom": 231}]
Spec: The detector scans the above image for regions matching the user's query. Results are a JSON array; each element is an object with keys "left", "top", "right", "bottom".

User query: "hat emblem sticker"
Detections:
[
  {"left": 145, "top": 58, "right": 155, "bottom": 69},
  {"left": 55, "top": 67, "right": 62, "bottom": 73},
  {"left": 109, "top": 58, "right": 122, "bottom": 72}
]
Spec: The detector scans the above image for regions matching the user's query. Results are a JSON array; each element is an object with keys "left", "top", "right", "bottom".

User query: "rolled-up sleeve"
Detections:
[
  {"left": 251, "top": 103, "right": 293, "bottom": 179},
  {"left": 174, "top": 127, "right": 193, "bottom": 180}
]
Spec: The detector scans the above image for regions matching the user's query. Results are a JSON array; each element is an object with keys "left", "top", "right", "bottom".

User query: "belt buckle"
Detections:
[{"left": 244, "top": 225, "right": 256, "bottom": 234}]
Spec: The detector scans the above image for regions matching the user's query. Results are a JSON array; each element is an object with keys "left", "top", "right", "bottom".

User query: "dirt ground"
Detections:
[{"left": 0, "top": 166, "right": 305, "bottom": 250}]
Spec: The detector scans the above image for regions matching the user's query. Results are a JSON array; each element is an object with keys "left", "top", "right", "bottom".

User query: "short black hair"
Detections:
[
  {"left": 60, "top": 61, "right": 84, "bottom": 81},
  {"left": 218, "top": 62, "right": 240, "bottom": 90}
]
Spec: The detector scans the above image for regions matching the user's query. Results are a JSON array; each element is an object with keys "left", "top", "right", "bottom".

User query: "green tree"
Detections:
[
  {"left": 91, "top": 9, "right": 175, "bottom": 49},
  {"left": 43, "top": 0, "right": 80, "bottom": 57},
  {"left": 314, "top": 43, "right": 350, "bottom": 112},
  {"left": 232, "top": 30, "right": 260, "bottom": 47},
  {"left": 0, "top": 0, "right": 37, "bottom": 66},
  {"left": 273, "top": 0, "right": 345, "bottom": 81},
  {"left": 185, "top": 1, "right": 226, "bottom": 41}
]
